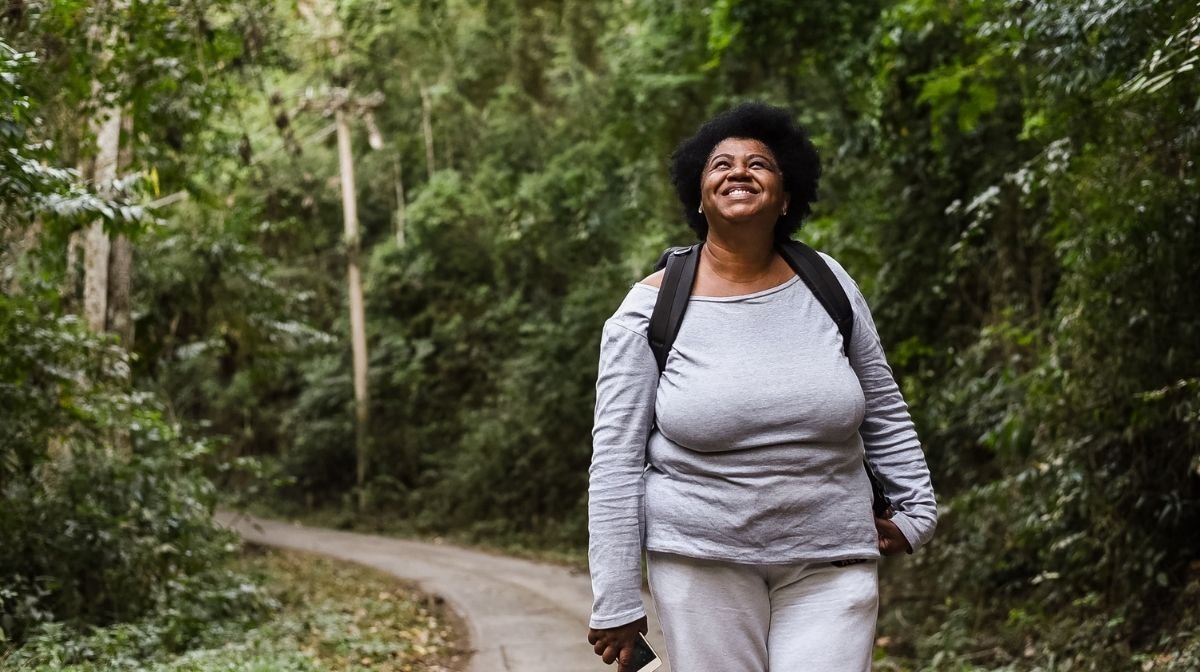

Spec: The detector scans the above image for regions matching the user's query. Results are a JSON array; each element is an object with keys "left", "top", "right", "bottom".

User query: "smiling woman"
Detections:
[
  {"left": 700, "top": 138, "right": 787, "bottom": 230},
  {"left": 670, "top": 103, "right": 821, "bottom": 244},
  {"left": 585, "top": 103, "right": 937, "bottom": 672}
]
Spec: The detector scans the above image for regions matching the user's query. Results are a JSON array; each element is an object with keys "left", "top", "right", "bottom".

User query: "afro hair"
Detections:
[{"left": 669, "top": 102, "right": 821, "bottom": 241}]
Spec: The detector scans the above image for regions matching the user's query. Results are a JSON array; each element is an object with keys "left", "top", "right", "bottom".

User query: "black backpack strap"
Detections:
[
  {"left": 777, "top": 241, "right": 892, "bottom": 518},
  {"left": 776, "top": 240, "right": 854, "bottom": 357},
  {"left": 648, "top": 244, "right": 701, "bottom": 373}
]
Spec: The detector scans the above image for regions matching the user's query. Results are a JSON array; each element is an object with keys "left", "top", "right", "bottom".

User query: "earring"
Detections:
[{"left": 698, "top": 205, "right": 703, "bottom": 213}]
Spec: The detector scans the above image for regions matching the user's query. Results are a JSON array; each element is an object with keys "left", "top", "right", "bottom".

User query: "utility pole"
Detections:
[
  {"left": 335, "top": 103, "right": 370, "bottom": 510},
  {"left": 300, "top": 87, "right": 383, "bottom": 512},
  {"left": 296, "top": 0, "right": 386, "bottom": 512}
]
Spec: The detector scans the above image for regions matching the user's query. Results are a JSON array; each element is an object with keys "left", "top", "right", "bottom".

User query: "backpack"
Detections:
[{"left": 646, "top": 240, "right": 894, "bottom": 519}]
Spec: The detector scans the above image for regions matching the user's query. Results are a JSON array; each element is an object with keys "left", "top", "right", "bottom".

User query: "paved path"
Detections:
[{"left": 215, "top": 512, "right": 670, "bottom": 672}]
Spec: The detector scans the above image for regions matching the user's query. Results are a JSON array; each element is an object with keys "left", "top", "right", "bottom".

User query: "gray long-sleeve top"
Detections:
[{"left": 587, "top": 254, "right": 937, "bottom": 629}]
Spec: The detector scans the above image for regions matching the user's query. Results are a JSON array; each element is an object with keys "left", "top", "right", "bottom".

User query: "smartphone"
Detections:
[{"left": 628, "top": 633, "right": 662, "bottom": 672}]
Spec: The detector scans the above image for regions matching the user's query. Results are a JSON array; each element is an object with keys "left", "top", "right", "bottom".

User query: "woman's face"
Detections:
[{"left": 699, "top": 137, "right": 789, "bottom": 227}]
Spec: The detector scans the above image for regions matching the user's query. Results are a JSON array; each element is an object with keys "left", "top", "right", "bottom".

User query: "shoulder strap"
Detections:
[
  {"left": 648, "top": 244, "right": 701, "bottom": 373},
  {"left": 776, "top": 240, "right": 854, "bottom": 357},
  {"left": 776, "top": 242, "right": 889, "bottom": 514},
  {"left": 648, "top": 240, "right": 855, "bottom": 369}
]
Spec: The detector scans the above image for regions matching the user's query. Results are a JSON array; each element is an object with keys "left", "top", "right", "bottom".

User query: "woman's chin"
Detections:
[{"left": 712, "top": 209, "right": 776, "bottom": 228}]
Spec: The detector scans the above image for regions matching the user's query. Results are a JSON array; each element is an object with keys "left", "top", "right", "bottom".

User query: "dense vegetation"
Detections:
[
  {"left": 1, "top": 2, "right": 272, "bottom": 663},
  {"left": 5, "top": 547, "right": 461, "bottom": 671},
  {"left": 2, "top": 0, "right": 1197, "bottom": 669}
]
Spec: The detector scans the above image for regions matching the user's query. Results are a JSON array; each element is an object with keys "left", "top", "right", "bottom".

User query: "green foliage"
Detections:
[
  {"left": 8, "top": 0, "right": 1199, "bottom": 668},
  {"left": 133, "top": 207, "right": 337, "bottom": 473},
  {"left": 865, "top": 0, "right": 1200, "bottom": 666},
  {"left": 0, "top": 3, "right": 276, "bottom": 662},
  {"left": 224, "top": 1, "right": 703, "bottom": 541},
  {"left": 0, "top": 42, "right": 148, "bottom": 239},
  {"left": 0, "top": 291, "right": 261, "bottom": 651},
  {"left": 130, "top": 7, "right": 1197, "bottom": 667},
  {"left": 3, "top": 1, "right": 271, "bottom": 195},
  {"left": 5, "top": 549, "right": 458, "bottom": 672}
]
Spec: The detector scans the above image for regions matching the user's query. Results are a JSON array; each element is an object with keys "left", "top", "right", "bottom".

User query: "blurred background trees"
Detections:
[{"left": 2, "top": 0, "right": 1197, "bottom": 668}]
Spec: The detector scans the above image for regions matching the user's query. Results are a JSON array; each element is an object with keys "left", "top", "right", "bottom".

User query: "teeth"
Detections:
[{"left": 728, "top": 188, "right": 752, "bottom": 195}]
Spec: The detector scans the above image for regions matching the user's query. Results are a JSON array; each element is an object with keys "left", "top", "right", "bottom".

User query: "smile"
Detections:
[{"left": 724, "top": 187, "right": 757, "bottom": 196}]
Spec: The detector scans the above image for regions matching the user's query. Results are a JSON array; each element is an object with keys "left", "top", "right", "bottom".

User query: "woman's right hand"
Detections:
[{"left": 587, "top": 615, "right": 649, "bottom": 671}]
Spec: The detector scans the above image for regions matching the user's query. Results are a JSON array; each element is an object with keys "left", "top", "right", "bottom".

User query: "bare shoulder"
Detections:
[{"left": 638, "top": 270, "right": 665, "bottom": 289}]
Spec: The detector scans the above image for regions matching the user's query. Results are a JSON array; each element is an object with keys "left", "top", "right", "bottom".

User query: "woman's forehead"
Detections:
[{"left": 706, "top": 136, "right": 775, "bottom": 159}]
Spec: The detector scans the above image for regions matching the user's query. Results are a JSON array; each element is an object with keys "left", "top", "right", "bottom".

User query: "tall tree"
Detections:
[{"left": 79, "top": 0, "right": 124, "bottom": 334}]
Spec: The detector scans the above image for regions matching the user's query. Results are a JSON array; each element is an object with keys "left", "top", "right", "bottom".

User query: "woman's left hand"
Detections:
[{"left": 876, "top": 516, "right": 911, "bottom": 556}]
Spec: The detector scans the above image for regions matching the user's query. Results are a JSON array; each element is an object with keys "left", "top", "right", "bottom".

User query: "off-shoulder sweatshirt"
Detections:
[{"left": 586, "top": 253, "right": 937, "bottom": 629}]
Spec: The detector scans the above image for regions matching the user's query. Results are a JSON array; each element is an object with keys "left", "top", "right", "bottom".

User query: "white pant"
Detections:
[{"left": 647, "top": 551, "right": 878, "bottom": 672}]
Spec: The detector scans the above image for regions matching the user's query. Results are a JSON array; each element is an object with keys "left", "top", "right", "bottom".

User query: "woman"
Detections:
[{"left": 586, "top": 103, "right": 937, "bottom": 672}]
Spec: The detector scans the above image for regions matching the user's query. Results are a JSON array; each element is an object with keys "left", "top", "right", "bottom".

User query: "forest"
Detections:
[{"left": 1, "top": 0, "right": 1198, "bottom": 670}]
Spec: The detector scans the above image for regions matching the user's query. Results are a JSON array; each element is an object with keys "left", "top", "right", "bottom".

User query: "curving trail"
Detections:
[{"left": 215, "top": 512, "right": 670, "bottom": 672}]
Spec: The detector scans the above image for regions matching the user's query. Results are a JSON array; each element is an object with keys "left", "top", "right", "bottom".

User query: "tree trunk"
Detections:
[
  {"left": 3, "top": 216, "right": 42, "bottom": 294},
  {"left": 336, "top": 107, "right": 371, "bottom": 511},
  {"left": 82, "top": 104, "right": 121, "bottom": 333},
  {"left": 420, "top": 82, "right": 435, "bottom": 180},
  {"left": 107, "top": 234, "right": 133, "bottom": 346},
  {"left": 56, "top": 1, "right": 125, "bottom": 460},
  {"left": 107, "top": 113, "right": 135, "bottom": 347},
  {"left": 394, "top": 154, "right": 407, "bottom": 247},
  {"left": 78, "top": 0, "right": 125, "bottom": 333}
]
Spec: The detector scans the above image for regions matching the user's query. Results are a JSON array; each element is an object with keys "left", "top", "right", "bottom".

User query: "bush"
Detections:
[{"left": 0, "top": 292, "right": 264, "bottom": 651}]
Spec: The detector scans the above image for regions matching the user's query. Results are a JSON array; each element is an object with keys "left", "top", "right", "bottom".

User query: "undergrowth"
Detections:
[
  {"left": 874, "top": 558, "right": 1200, "bottom": 671},
  {"left": 1, "top": 547, "right": 464, "bottom": 672}
]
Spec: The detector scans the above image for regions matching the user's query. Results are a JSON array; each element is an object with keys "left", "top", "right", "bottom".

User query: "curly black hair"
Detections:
[{"left": 670, "top": 102, "right": 821, "bottom": 242}]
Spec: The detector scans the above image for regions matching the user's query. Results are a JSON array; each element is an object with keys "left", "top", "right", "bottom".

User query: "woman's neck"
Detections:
[{"left": 702, "top": 230, "right": 777, "bottom": 285}]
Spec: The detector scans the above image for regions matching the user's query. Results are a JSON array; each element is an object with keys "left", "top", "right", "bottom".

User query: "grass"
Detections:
[
  {"left": 870, "top": 559, "right": 1200, "bottom": 671},
  {"left": 1, "top": 546, "right": 467, "bottom": 672}
]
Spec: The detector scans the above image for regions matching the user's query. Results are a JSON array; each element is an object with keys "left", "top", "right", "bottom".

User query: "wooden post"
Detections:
[{"left": 336, "top": 106, "right": 371, "bottom": 511}]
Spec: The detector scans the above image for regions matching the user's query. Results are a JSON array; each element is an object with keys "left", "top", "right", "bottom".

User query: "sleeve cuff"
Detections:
[
  {"left": 589, "top": 605, "right": 646, "bottom": 630},
  {"left": 890, "top": 511, "right": 925, "bottom": 554}
]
